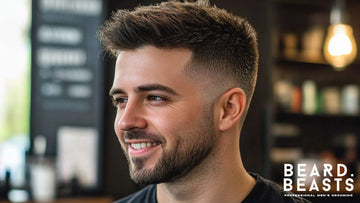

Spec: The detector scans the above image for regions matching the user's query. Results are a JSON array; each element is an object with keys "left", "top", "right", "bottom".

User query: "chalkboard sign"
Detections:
[{"left": 30, "top": 0, "right": 105, "bottom": 192}]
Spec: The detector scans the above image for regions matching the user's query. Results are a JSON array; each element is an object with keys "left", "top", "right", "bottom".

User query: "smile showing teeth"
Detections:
[{"left": 131, "top": 142, "right": 158, "bottom": 150}]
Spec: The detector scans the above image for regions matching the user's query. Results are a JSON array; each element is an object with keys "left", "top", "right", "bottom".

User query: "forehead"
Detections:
[
  {"left": 113, "top": 46, "right": 195, "bottom": 91},
  {"left": 115, "top": 46, "right": 192, "bottom": 69}
]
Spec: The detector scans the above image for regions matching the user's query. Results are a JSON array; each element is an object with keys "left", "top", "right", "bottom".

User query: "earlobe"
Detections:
[{"left": 218, "top": 88, "right": 246, "bottom": 132}]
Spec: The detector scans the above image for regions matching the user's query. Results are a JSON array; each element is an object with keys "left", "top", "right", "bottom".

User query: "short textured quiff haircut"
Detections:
[{"left": 98, "top": 0, "right": 258, "bottom": 105}]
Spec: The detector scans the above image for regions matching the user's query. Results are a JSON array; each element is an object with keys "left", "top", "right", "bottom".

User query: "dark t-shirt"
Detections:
[{"left": 114, "top": 173, "right": 311, "bottom": 203}]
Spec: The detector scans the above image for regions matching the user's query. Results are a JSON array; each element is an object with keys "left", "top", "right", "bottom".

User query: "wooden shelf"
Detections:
[
  {"left": 276, "top": 56, "right": 329, "bottom": 66},
  {"left": 276, "top": 112, "right": 360, "bottom": 125},
  {"left": 273, "top": 0, "right": 331, "bottom": 8}
]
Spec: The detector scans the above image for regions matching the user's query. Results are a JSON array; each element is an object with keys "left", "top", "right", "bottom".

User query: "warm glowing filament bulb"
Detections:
[
  {"left": 328, "top": 28, "right": 352, "bottom": 56},
  {"left": 324, "top": 24, "right": 357, "bottom": 70}
]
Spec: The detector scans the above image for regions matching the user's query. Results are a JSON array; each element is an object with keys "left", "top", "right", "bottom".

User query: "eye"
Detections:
[
  {"left": 112, "top": 97, "right": 128, "bottom": 109},
  {"left": 147, "top": 95, "right": 168, "bottom": 103}
]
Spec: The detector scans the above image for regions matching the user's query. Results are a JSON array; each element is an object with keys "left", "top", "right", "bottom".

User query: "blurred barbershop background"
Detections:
[{"left": 0, "top": 0, "right": 360, "bottom": 202}]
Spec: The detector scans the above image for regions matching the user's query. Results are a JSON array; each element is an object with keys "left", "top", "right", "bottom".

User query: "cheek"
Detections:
[
  {"left": 150, "top": 105, "right": 204, "bottom": 137},
  {"left": 114, "top": 113, "right": 119, "bottom": 133},
  {"left": 114, "top": 113, "right": 124, "bottom": 142}
]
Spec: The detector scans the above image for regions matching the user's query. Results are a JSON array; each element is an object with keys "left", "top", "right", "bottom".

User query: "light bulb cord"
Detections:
[{"left": 330, "top": 0, "right": 348, "bottom": 25}]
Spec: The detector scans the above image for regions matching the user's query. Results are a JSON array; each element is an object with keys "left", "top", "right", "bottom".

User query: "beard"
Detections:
[{"left": 122, "top": 105, "right": 216, "bottom": 185}]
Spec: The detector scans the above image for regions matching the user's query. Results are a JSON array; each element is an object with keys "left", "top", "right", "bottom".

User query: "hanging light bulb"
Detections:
[
  {"left": 324, "top": 24, "right": 357, "bottom": 70},
  {"left": 323, "top": 0, "right": 357, "bottom": 71}
]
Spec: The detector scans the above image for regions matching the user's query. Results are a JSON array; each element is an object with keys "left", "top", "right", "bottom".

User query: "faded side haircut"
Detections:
[{"left": 98, "top": 0, "right": 258, "bottom": 106}]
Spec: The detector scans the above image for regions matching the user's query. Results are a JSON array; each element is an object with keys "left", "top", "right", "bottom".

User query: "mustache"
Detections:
[{"left": 123, "top": 130, "right": 164, "bottom": 143}]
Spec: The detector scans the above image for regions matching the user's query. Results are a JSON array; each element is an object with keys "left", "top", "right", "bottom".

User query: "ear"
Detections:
[{"left": 217, "top": 88, "right": 246, "bottom": 132}]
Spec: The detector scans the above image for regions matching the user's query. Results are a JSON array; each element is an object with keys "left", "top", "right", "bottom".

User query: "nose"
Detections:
[{"left": 115, "top": 100, "right": 147, "bottom": 131}]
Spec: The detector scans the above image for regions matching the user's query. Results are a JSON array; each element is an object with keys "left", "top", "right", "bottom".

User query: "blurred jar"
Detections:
[
  {"left": 30, "top": 159, "right": 56, "bottom": 202},
  {"left": 322, "top": 87, "right": 341, "bottom": 114},
  {"left": 302, "top": 80, "right": 317, "bottom": 115},
  {"left": 274, "top": 80, "right": 293, "bottom": 112},
  {"left": 342, "top": 85, "right": 359, "bottom": 115}
]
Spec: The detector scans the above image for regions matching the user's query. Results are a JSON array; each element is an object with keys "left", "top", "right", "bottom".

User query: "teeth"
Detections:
[{"left": 131, "top": 142, "right": 158, "bottom": 150}]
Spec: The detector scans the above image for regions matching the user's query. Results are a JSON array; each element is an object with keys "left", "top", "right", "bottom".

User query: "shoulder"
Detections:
[
  {"left": 243, "top": 173, "right": 311, "bottom": 203},
  {"left": 114, "top": 185, "right": 157, "bottom": 203}
]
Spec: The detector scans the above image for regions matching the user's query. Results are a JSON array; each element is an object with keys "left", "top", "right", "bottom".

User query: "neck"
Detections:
[{"left": 157, "top": 130, "right": 256, "bottom": 203}]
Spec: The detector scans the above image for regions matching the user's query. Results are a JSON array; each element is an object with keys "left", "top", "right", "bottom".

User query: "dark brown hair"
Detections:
[{"left": 98, "top": 0, "right": 258, "bottom": 103}]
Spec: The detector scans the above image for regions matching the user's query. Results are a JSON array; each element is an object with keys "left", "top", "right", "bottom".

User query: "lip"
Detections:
[{"left": 126, "top": 140, "right": 161, "bottom": 157}]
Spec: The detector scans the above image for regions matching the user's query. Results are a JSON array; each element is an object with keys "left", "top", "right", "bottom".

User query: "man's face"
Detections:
[{"left": 110, "top": 46, "right": 216, "bottom": 185}]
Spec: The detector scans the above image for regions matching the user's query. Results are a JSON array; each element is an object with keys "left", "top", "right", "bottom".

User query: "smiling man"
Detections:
[
  {"left": 99, "top": 1, "right": 310, "bottom": 203},
  {"left": 109, "top": 47, "right": 217, "bottom": 187}
]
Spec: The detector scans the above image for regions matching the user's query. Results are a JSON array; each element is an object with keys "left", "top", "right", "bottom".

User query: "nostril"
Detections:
[{"left": 116, "top": 107, "right": 147, "bottom": 131}]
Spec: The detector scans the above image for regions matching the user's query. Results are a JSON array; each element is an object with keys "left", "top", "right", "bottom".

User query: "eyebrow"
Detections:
[
  {"left": 109, "top": 83, "right": 179, "bottom": 97},
  {"left": 109, "top": 88, "right": 125, "bottom": 97}
]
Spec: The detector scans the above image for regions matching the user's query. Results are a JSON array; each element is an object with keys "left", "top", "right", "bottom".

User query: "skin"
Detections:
[{"left": 110, "top": 46, "right": 256, "bottom": 203}]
